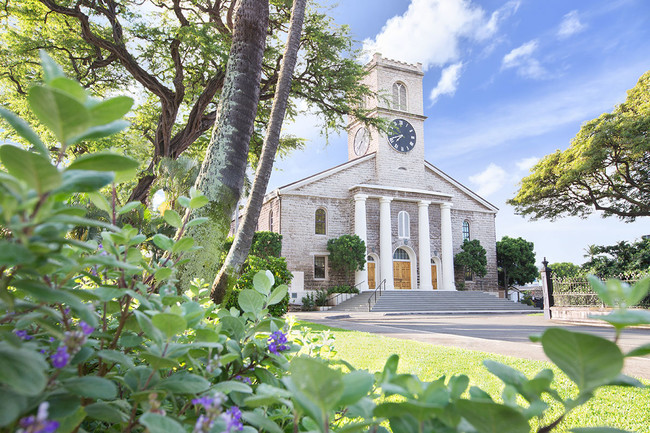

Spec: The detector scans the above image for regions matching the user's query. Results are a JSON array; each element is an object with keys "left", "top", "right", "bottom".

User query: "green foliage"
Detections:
[
  {"left": 497, "top": 236, "right": 538, "bottom": 288},
  {"left": 224, "top": 256, "right": 292, "bottom": 317},
  {"left": 301, "top": 293, "right": 317, "bottom": 311},
  {"left": 454, "top": 239, "right": 488, "bottom": 278},
  {"left": 509, "top": 70, "right": 650, "bottom": 221},
  {"left": 326, "top": 285, "right": 360, "bottom": 295},
  {"left": 1, "top": 53, "right": 648, "bottom": 433},
  {"left": 580, "top": 238, "right": 650, "bottom": 278},
  {"left": 314, "top": 290, "right": 329, "bottom": 307},
  {"left": 326, "top": 234, "right": 366, "bottom": 281},
  {"left": 550, "top": 262, "right": 583, "bottom": 279},
  {"left": 250, "top": 231, "right": 283, "bottom": 258}
]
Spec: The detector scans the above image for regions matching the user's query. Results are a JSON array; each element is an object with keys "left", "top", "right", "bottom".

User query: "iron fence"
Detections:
[{"left": 551, "top": 275, "right": 650, "bottom": 308}]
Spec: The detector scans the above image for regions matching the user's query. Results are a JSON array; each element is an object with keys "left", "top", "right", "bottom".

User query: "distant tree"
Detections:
[
  {"left": 549, "top": 262, "right": 582, "bottom": 279},
  {"left": 509, "top": 70, "right": 650, "bottom": 221},
  {"left": 497, "top": 236, "right": 538, "bottom": 296},
  {"left": 581, "top": 238, "right": 650, "bottom": 278},
  {"left": 327, "top": 235, "right": 366, "bottom": 284},
  {"left": 583, "top": 244, "right": 600, "bottom": 261},
  {"left": 454, "top": 239, "right": 487, "bottom": 278}
]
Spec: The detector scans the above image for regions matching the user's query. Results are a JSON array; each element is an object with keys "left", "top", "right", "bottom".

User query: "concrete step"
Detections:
[{"left": 370, "top": 290, "right": 540, "bottom": 313}]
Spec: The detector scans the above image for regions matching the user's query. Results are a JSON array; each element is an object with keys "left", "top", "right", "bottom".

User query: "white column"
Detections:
[
  {"left": 354, "top": 194, "right": 369, "bottom": 291},
  {"left": 418, "top": 200, "right": 432, "bottom": 290},
  {"left": 379, "top": 197, "right": 394, "bottom": 290},
  {"left": 440, "top": 202, "right": 456, "bottom": 291}
]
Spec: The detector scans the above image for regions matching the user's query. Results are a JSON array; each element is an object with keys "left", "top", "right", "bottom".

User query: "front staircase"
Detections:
[{"left": 329, "top": 290, "right": 539, "bottom": 314}]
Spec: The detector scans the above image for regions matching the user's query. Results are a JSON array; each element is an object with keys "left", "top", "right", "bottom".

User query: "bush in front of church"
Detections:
[{"left": 224, "top": 255, "right": 293, "bottom": 316}]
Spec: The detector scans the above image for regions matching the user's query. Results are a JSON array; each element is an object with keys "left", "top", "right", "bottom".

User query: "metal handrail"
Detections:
[
  {"left": 326, "top": 281, "right": 365, "bottom": 306},
  {"left": 368, "top": 279, "right": 386, "bottom": 312}
]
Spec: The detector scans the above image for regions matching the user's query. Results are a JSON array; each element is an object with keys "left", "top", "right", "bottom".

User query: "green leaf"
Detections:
[
  {"left": 88, "top": 191, "right": 111, "bottom": 214},
  {"left": 595, "top": 309, "right": 650, "bottom": 329},
  {"left": 49, "top": 77, "right": 87, "bottom": 102},
  {"left": 124, "top": 366, "right": 159, "bottom": 392},
  {"left": 154, "top": 267, "right": 173, "bottom": 281},
  {"left": 134, "top": 311, "right": 164, "bottom": 345},
  {"left": 289, "top": 356, "right": 344, "bottom": 413},
  {"left": 626, "top": 343, "right": 650, "bottom": 357},
  {"left": 338, "top": 370, "right": 374, "bottom": 407},
  {"left": 253, "top": 270, "right": 274, "bottom": 295},
  {"left": 54, "top": 407, "right": 85, "bottom": 433},
  {"left": 89, "top": 96, "right": 133, "bottom": 125},
  {"left": 267, "top": 284, "right": 288, "bottom": 306},
  {"left": 97, "top": 349, "right": 135, "bottom": 369},
  {"left": 118, "top": 201, "right": 142, "bottom": 215},
  {"left": 541, "top": 328, "right": 623, "bottom": 392},
  {"left": 213, "top": 380, "right": 253, "bottom": 394},
  {"left": 0, "top": 145, "right": 61, "bottom": 194},
  {"left": 151, "top": 312, "right": 187, "bottom": 339},
  {"left": 171, "top": 237, "right": 194, "bottom": 253},
  {"left": 139, "top": 412, "right": 186, "bottom": 433},
  {"left": 186, "top": 217, "right": 209, "bottom": 228},
  {"left": 0, "top": 382, "right": 29, "bottom": 426},
  {"left": 457, "top": 400, "right": 530, "bottom": 433},
  {"left": 63, "top": 376, "right": 117, "bottom": 400},
  {"left": 571, "top": 428, "right": 634, "bottom": 433},
  {"left": 0, "top": 241, "right": 35, "bottom": 266},
  {"left": 163, "top": 209, "right": 183, "bottom": 228},
  {"left": 114, "top": 166, "right": 138, "bottom": 183},
  {"left": 176, "top": 196, "right": 191, "bottom": 208},
  {"left": 0, "top": 107, "right": 49, "bottom": 157},
  {"left": 158, "top": 373, "right": 210, "bottom": 394},
  {"left": 241, "top": 410, "right": 283, "bottom": 433},
  {"left": 238, "top": 289, "right": 265, "bottom": 314},
  {"left": 39, "top": 50, "right": 65, "bottom": 82},
  {"left": 483, "top": 360, "right": 527, "bottom": 387},
  {"left": 449, "top": 374, "right": 470, "bottom": 400},
  {"left": 219, "top": 316, "right": 245, "bottom": 341},
  {"left": 83, "top": 402, "right": 129, "bottom": 423},
  {"left": 28, "top": 86, "right": 90, "bottom": 144},
  {"left": 153, "top": 234, "right": 174, "bottom": 251},
  {"left": 55, "top": 170, "right": 114, "bottom": 194},
  {"left": 189, "top": 194, "right": 209, "bottom": 209},
  {"left": 68, "top": 151, "right": 139, "bottom": 172}
]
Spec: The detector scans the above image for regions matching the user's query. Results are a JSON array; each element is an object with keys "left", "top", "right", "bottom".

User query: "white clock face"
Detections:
[{"left": 353, "top": 127, "right": 370, "bottom": 156}]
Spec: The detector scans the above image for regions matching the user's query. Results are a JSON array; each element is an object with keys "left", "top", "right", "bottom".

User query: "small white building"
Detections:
[{"left": 257, "top": 54, "right": 499, "bottom": 300}]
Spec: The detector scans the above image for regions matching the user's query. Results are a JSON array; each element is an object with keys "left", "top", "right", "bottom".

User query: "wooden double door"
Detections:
[{"left": 393, "top": 261, "right": 411, "bottom": 289}]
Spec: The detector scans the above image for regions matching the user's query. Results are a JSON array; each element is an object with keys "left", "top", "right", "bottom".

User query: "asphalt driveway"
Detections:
[{"left": 291, "top": 312, "right": 650, "bottom": 380}]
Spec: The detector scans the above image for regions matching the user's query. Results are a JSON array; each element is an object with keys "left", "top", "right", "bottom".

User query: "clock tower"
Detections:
[{"left": 347, "top": 53, "right": 427, "bottom": 187}]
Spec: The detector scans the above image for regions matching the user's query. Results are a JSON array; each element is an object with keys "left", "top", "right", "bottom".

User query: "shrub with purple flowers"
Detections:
[{"left": 1, "top": 53, "right": 648, "bottom": 433}]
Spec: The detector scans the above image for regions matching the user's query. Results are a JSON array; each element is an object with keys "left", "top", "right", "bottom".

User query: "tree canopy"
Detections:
[
  {"left": 509, "top": 70, "right": 650, "bottom": 222},
  {"left": 496, "top": 236, "right": 538, "bottom": 289},
  {"left": 0, "top": 0, "right": 376, "bottom": 203},
  {"left": 454, "top": 239, "right": 487, "bottom": 278},
  {"left": 549, "top": 262, "right": 582, "bottom": 279},
  {"left": 327, "top": 234, "right": 366, "bottom": 282},
  {"left": 581, "top": 238, "right": 650, "bottom": 278}
]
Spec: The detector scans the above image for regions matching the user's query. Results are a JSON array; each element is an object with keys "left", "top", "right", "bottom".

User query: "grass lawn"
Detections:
[{"left": 295, "top": 322, "right": 650, "bottom": 433}]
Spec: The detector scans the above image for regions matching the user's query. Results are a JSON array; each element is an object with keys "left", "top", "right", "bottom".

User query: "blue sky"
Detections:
[{"left": 267, "top": 0, "right": 650, "bottom": 266}]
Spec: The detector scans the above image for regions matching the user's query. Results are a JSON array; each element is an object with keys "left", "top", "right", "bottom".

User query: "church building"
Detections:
[{"left": 257, "top": 54, "right": 499, "bottom": 299}]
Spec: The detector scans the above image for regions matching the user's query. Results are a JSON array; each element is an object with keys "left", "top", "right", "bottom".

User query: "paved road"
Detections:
[{"left": 292, "top": 312, "right": 650, "bottom": 380}]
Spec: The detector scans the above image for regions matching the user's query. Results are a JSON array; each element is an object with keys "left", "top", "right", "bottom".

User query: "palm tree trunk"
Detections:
[
  {"left": 211, "top": 0, "right": 308, "bottom": 303},
  {"left": 176, "top": 0, "right": 269, "bottom": 294}
]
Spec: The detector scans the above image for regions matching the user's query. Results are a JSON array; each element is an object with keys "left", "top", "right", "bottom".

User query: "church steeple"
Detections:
[{"left": 347, "top": 54, "right": 427, "bottom": 186}]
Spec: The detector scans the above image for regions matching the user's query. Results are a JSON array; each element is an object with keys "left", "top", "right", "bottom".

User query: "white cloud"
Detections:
[
  {"left": 429, "top": 62, "right": 464, "bottom": 104},
  {"left": 431, "top": 64, "right": 646, "bottom": 159},
  {"left": 469, "top": 163, "right": 508, "bottom": 197},
  {"left": 362, "top": 0, "right": 517, "bottom": 71},
  {"left": 557, "top": 10, "right": 586, "bottom": 39},
  {"left": 501, "top": 40, "right": 546, "bottom": 79},
  {"left": 515, "top": 157, "right": 539, "bottom": 172}
]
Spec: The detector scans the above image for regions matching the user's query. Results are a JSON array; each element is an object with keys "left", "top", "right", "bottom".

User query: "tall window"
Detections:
[
  {"left": 269, "top": 210, "right": 274, "bottom": 232},
  {"left": 315, "top": 208, "right": 326, "bottom": 235},
  {"left": 462, "top": 220, "right": 470, "bottom": 242},
  {"left": 465, "top": 268, "right": 473, "bottom": 281},
  {"left": 392, "top": 82, "right": 407, "bottom": 111},
  {"left": 398, "top": 211, "right": 410, "bottom": 239},
  {"left": 314, "top": 256, "right": 327, "bottom": 280}
]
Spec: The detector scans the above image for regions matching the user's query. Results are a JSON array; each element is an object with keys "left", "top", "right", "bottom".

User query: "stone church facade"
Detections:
[{"left": 256, "top": 54, "right": 498, "bottom": 299}]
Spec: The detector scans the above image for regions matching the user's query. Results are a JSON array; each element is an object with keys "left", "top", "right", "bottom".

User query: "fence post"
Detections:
[{"left": 540, "top": 258, "right": 554, "bottom": 319}]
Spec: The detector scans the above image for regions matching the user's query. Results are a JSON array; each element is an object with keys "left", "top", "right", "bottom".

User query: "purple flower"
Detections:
[
  {"left": 14, "top": 329, "right": 32, "bottom": 340},
  {"left": 223, "top": 406, "right": 243, "bottom": 433},
  {"left": 267, "top": 330, "right": 289, "bottom": 355},
  {"left": 17, "top": 402, "right": 59, "bottom": 433},
  {"left": 51, "top": 346, "right": 70, "bottom": 369},
  {"left": 235, "top": 375, "right": 252, "bottom": 385},
  {"left": 192, "top": 393, "right": 226, "bottom": 433},
  {"left": 79, "top": 321, "right": 94, "bottom": 336}
]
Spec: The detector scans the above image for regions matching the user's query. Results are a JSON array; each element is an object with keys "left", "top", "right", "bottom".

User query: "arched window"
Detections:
[
  {"left": 315, "top": 208, "right": 326, "bottom": 235},
  {"left": 393, "top": 248, "right": 409, "bottom": 260},
  {"left": 398, "top": 211, "right": 410, "bottom": 239},
  {"left": 269, "top": 210, "right": 274, "bottom": 232},
  {"left": 462, "top": 220, "right": 470, "bottom": 242},
  {"left": 392, "top": 82, "right": 407, "bottom": 111}
]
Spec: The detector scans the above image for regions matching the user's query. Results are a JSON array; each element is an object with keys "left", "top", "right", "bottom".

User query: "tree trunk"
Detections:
[
  {"left": 211, "top": 0, "right": 307, "bottom": 303},
  {"left": 176, "top": 0, "right": 269, "bottom": 294}
]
